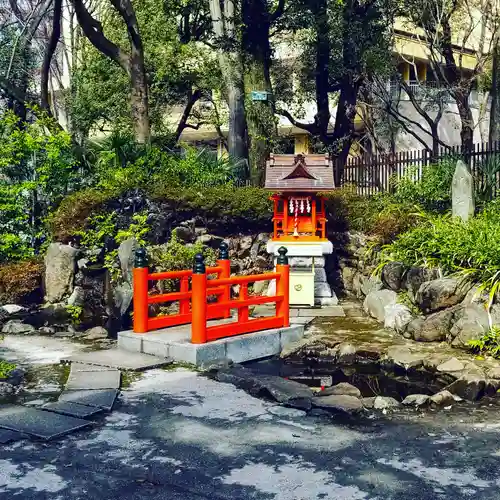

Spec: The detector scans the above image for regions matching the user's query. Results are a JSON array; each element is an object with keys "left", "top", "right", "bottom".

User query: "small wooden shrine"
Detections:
[{"left": 265, "top": 153, "right": 335, "bottom": 241}]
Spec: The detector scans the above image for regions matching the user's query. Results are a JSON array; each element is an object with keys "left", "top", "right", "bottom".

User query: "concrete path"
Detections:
[{"left": 2, "top": 368, "right": 500, "bottom": 499}]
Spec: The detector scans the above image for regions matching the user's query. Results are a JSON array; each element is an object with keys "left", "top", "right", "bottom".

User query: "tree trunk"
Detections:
[
  {"left": 490, "top": 43, "right": 500, "bottom": 143},
  {"left": 129, "top": 48, "right": 150, "bottom": 144},
  {"left": 242, "top": 0, "right": 275, "bottom": 185},
  {"left": 455, "top": 90, "right": 474, "bottom": 154}
]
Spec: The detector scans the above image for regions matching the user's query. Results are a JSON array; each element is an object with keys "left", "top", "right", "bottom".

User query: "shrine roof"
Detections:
[{"left": 264, "top": 153, "right": 335, "bottom": 192}]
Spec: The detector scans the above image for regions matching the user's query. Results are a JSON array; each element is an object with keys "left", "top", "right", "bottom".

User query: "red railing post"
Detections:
[
  {"left": 217, "top": 242, "right": 231, "bottom": 318},
  {"left": 238, "top": 283, "right": 249, "bottom": 323},
  {"left": 133, "top": 248, "right": 149, "bottom": 333},
  {"left": 179, "top": 276, "right": 190, "bottom": 315},
  {"left": 276, "top": 247, "right": 290, "bottom": 327},
  {"left": 191, "top": 254, "right": 207, "bottom": 344}
]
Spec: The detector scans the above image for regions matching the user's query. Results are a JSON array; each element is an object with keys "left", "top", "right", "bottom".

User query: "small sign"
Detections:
[{"left": 251, "top": 91, "right": 270, "bottom": 101}]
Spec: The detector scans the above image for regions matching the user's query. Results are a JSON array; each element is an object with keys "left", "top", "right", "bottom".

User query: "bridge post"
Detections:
[
  {"left": 276, "top": 247, "right": 290, "bottom": 327},
  {"left": 218, "top": 242, "right": 231, "bottom": 318},
  {"left": 133, "top": 248, "right": 149, "bottom": 333},
  {"left": 191, "top": 253, "right": 208, "bottom": 344}
]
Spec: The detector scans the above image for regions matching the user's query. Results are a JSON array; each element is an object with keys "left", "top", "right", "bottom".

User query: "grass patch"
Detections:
[{"left": 0, "top": 360, "right": 16, "bottom": 379}]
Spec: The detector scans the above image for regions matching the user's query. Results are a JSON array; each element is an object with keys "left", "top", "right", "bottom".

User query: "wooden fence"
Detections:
[{"left": 342, "top": 142, "right": 500, "bottom": 197}]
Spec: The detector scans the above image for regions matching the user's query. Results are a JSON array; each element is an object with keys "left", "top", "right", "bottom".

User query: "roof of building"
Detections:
[{"left": 264, "top": 153, "right": 335, "bottom": 192}]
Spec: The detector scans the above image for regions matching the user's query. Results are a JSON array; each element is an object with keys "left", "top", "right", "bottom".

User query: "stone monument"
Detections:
[{"left": 452, "top": 159, "right": 475, "bottom": 222}]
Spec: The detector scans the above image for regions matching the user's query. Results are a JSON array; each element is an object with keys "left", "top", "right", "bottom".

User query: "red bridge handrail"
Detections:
[{"left": 132, "top": 243, "right": 290, "bottom": 343}]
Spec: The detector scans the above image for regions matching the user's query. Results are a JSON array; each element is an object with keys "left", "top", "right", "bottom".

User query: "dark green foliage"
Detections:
[{"left": 468, "top": 327, "right": 500, "bottom": 358}]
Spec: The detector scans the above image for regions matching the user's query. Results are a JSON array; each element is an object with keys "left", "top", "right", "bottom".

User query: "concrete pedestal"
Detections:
[{"left": 266, "top": 241, "right": 337, "bottom": 306}]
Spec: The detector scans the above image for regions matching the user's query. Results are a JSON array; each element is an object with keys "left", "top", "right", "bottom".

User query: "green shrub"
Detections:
[
  {"left": 0, "top": 360, "right": 15, "bottom": 379},
  {"left": 394, "top": 158, "right": 456, "bottom": 211},
  {"left": 0, "top": 258, "right": 43, "bottom": 304},
  {"left": 323, "top": 188, "right": 419, "bottom": 241},
  {"left": 381, "top": 200, "right": 500, "bottom": 304}
]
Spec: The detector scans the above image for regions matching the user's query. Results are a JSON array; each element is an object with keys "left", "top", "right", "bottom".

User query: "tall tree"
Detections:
[
  {"left": 71, "top": 0, "right": 150, "bottom": 143},
  {"left": 209, "top": 0, "right": 249, "bottom": 166}
]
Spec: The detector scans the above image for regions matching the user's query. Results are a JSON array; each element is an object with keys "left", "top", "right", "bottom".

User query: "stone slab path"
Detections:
[
  {"left": 61, "top": 349, "right": 173, "bottom": 371},
  {"left": 0, "top": 348, "right": 169, "bottom": 441}
]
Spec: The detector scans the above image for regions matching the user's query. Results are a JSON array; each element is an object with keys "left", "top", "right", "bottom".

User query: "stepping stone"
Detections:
[
  {"left": 290, "top": 317, "right": 314, "bottom": 326},
  {"left": 298, "top": 306, "right": 345, "bottom": 317},
  {"left": 58, "top": 389, "right": 119, "bottom": 411},
  {"left": 61, "top": 349, "right": 172, "bottom": 371},
  {"left": 65, "top": 368, "right": 121, "bottom": 390},
  {"left": 41, "top": 401, "right": 104, "bottom": 419},
  {"left": 71, "top": 363, "right": 115, "bottom": 372},
  {"left": 0, "top": 428, "right": 24, "bottom": 444},
  {"left": 0, "top": 404, "right": 91, "bottom": 440}
]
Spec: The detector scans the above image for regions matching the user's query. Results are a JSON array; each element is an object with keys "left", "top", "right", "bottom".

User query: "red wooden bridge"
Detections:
[{"left": 132, "top": 243, "right": 290, "bottom": 344}]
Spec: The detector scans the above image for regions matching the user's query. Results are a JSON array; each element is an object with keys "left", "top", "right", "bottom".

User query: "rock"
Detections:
[
  {"left": 173, "top": 226, "right": 194, "bottom": 242},
  {"left": 315, "top": 282, "right": 333, "bottom": 298},
  {"left": 67, "top": 286, "right": 85, "bottom": 307},
  {"left": 374, "top": 396, "right": 400, "bottom": 410},
  {"left": 44, "top": 243, "right": 78, "bottom": 303},
  {"left": 446, "top": 375, "right": 486, "bottom": 401},
  {"left": 238, "top": 235, "right": 254, "bottom": 257},
  {"left": 1, "top": 320, "right": 35, "bottom": 335},
  {"left": 402, "top": 394, "right": 430, "bottom": 407},
  {"left": 198, "top": 234, "right": 224, "bottom": 249},
  {"left": 312, "top": 394, "right": 363, "bottom": 414},
  {"left": 437, "top": 357, "right": 465, "bottom": 373},
  {"left": 118, "top": 238, "right": 138, "bottom": 285},
  {"left": 113, "top": 282, "right": 133, "bottom": 316},
  {"left": 429, "top": 390, "right": 455, "bottom": 406},
  {"left": 337, "top": 343, "right": 357, "bottom": 364},
  {"left": 83, "top": 326, "right": 108, "bottom": 340},
  {"left": 361, "top": 397, "right": 377, "bottom": 409},
  {"left": 385, "top": 347, "right": 423, "bottom": 370},
  {"left": 415, "top": 278, "right": 471, "bottom": 314},
  {"left": 319, "top": 382, "right": 361, "bottom": 398},
  {"left": 314, "top": 267, "right": 328, "bottom": 283},
  {"left": 215, "top": 366, "right": 313, "bottom": 410},
  {"left": 487, "top": 366, "right": 500, "bottom": 379},
  {"left": 405, "top": 317, "right": 425, "bottom": 339},
  {"left": 384, "top": 303, "right": 413, "bottom": 332},
  {"left": 449, "top": 304, "right": 489, "bottom": 347},
  {"left": 363, "top": 289, "right": 397, "bottom": 322},
  {"left": 267, "top": 406, "right": 306, "bottom": 418},
  {"left": 38, "top": 326, "right": 55, "bottom": 335},
  {"left": 5, "top": 368, "right": 25, "bottom": 386},
  {"left": 412, "top": 308, "right": 456, "bottom": 342},
  {"left": 403, "top": 267, "right": 440, "bottom": 301},
  {"left": 462, "top": 286, "right": 490, "bottom": 307},
  {"left": 341, "top": 267, "right": 357, "bottom": 292},
  {"left": 199, "top": 358, "right": 233, "bottom": 372},
  {"left": 381, "top": 262, "right": 406, "bottom": 291},
  {"left": 77, "top": 258, "right": 89, "bottom": 270},
  {"left": 452, "top": 159, "right": 475, "bottom": 222},
  {"left": 254, "top": 256, "right": 269, "bottom": 270},
  {"left": 1, "top": 304, "right": 26, "bottom": 315},
  {"left": 0, "top": 382, "right": 15, "bottom": 397},
  {"left": 360, "top": 276, "right": 383, "bottom": 297}
]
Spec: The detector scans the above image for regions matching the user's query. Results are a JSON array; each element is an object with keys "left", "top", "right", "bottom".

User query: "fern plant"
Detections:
[{"left": 468, "top": 326, "right": 500, "bottom": 358}]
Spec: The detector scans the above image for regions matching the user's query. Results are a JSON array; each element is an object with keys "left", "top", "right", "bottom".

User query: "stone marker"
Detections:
[
  {"left": 58, "top": 389, "right": 119, "bottom": 411},
  {"left": 0, "top": 404, "right": 91, "bottom": 440},
  {"left": 452, "top": 159, "right": 474, "bottom": 222},
  {"left": 42, "top": 401, "right": 104, "bottom": 419}
]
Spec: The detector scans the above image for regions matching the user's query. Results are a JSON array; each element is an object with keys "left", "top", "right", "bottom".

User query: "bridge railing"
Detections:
[{"left": 132, "top": 242, "right": 290, "bottom": 344}]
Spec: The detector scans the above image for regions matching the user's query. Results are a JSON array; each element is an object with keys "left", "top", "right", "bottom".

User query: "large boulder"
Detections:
[
  {"left": 384, "top": 303, "right": 413, "bottom": 332},
  {"left": 214, "top": 365, "right": 313, "bottom": 410},
  {"left": 341, "top": 267, "right": 357, "bottom": 292},
  {"left": 172, "top": 226, "right": 194, "bottom": 243},
  {"left": 363, "top": 289, "right": 397, "bottom": 322},
  {"left": 446, "top": 374, "right": 486, "bottom": 401},
  {"left": 403, "top": 267, "right": 440, "bottom": 301},
  {"left": 374, "top": 396, "right": 400, "bottom": 410},
  {"left": 411, "top": 308, "right": 456, "bottom": 342},
  {"left": 319, "top": 382, "right": 361, "bottom": 398},
  {"left": 415, "top": 278, "right": 471, "bottom": 314},
  {"left": 381, "top": 262, "right": 406, "bottom": 291},
  {"left": 384, "top": 346, "right": 423, "bottom": 370},
  {"left": 449, "top": 304, "right": 490, "bottom": 347},
  {"left": 44, "top": 243, "right": 78, "bottom": 303},
  {"left": 1, "top": 320, "right": 35, "bottom": 335}
]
